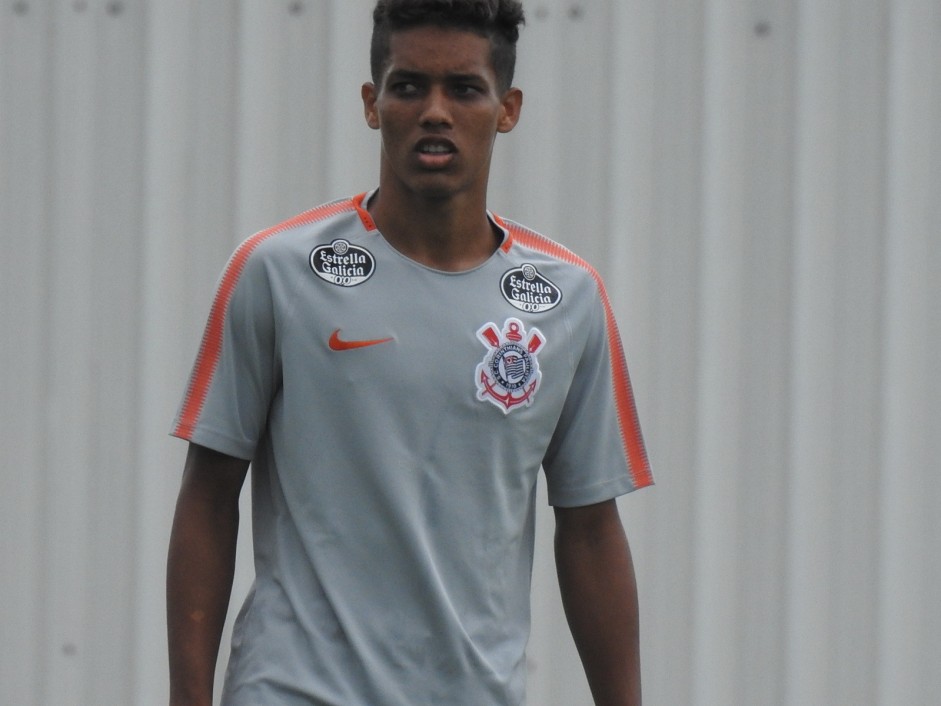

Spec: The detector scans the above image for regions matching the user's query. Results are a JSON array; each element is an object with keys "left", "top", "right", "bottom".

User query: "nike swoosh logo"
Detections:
[{"left": 328, "top": 329, "right": 394, "bottom": 351}]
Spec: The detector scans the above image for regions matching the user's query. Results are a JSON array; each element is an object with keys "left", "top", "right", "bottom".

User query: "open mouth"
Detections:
[{"left": 415, "top": 138, "right": 457, "bottom": 167}]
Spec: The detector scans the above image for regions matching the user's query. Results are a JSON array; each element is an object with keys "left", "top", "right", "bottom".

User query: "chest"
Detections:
[{"left": 279, "top": 251, "right": 578, "bottom": 428}]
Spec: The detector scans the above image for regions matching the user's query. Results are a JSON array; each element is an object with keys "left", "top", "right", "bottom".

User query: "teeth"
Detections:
[{"left": 421, "top": 144, "right": 451, "bottom": 154}]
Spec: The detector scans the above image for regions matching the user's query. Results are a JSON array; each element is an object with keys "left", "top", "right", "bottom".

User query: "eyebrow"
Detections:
[{"left": 385, "top": 69, "right": 487, "bottom": 83}]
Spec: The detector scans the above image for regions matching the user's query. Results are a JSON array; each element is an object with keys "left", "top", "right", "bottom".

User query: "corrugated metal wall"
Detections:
[{"left": 1, "top": 1, "right": 938, "bottom": 704}]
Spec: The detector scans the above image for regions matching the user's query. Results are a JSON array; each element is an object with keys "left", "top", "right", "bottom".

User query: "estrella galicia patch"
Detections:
[
  {"left": 475, "top": 318, "right": 546, "bottom": 414},
  {"left": 310, "top": 239, "right": 375, "bottom": 287},
  {"left": 500, "top": 264, "right": 562, "bottom": 313}
]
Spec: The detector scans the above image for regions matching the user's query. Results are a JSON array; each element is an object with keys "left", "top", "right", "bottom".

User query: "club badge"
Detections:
[{"left": 475, "top": 318, "right": 546, "bottom": 414}]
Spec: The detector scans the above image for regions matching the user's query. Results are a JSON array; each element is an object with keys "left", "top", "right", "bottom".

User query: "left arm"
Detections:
[{"left": 554, "top": 499, "right": 642, "bottom": 706}]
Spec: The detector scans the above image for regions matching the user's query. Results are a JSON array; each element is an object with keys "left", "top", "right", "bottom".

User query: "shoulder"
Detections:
[
  {"left": 238, "top": 196, "right": 368, "bottom": 261},
  {"left": 219, "top": 195, "right": 374, "bottom": 287},
  {"left": 495, "top": 215, "right": 608, "bottom": 302}
]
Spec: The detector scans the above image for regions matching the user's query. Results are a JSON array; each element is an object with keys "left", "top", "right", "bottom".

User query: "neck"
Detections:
[{"left": 368, "top": 188, "right": 500, "bottom": 272}]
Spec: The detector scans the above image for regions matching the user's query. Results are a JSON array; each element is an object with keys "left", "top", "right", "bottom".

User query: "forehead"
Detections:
[{"left": 383, "top": 25, "right": 497, "bottom": 81}]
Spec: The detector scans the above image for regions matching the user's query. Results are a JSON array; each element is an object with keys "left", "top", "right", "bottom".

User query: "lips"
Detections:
[{"left": 414, "top": 137, "right": 457, "bottom": 168}]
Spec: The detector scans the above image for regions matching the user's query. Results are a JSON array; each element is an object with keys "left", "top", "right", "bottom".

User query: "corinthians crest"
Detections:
[{"left": 475, "top": 318, "right": 546, "bottom": 414}]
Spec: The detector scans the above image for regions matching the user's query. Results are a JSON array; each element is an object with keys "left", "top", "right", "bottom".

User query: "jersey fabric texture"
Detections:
[{"left": 172, "top": 191, "right": 653, "bottom": 706}]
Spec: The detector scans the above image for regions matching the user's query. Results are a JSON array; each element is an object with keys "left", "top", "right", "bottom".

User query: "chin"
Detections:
[
  {"left": 407, "top": 177, "right": 466, "bottom": 201},
  {"left": 416, "top": 185, "right": 461, "bottom": 201}
]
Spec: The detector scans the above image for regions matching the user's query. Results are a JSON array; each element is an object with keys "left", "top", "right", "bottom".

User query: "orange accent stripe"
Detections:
[
  {"left": 491, "top": 212, "right": 515, "bottom": 252},
  {"left": 503, "top": 222, "right": 653, "bottom": 489},
  {"left": 352, "top": 192, "right": 378, "bottom": 231},
  {"left": 173, "top": 199, "right": 356, "bottom": 439}
]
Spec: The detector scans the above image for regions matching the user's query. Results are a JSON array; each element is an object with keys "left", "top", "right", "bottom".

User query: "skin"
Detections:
[
  {"left": 167, "top": 443, "right": 248, "bottom": 706},
  {"left": 168, "top": 23, "right": 642, "bottom": 706},
  {"left": 361, "top": 25, "right": 522, "bottom": 271},
  {"left": 555, "top": 500, "right": 643, "bottom": 706}
]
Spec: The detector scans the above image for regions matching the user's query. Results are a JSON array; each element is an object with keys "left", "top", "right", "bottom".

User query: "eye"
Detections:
[
  {"left": 452, "top": 83, "right": 484, "bottom": 99},
  {"left": 390, "top": 81, "right": 420, "bottom": 97}
]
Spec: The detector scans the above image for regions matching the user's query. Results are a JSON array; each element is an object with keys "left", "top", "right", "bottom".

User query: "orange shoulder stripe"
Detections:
[
  {"left": 503, "top": 222, "right": 653, "bottom": 489},
  {"left": 173, "top": 199, "right": 356, "bottom": 439}
]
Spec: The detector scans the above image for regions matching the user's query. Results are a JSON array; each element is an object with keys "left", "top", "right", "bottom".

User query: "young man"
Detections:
[{"left": 166, "top": 1, "right": 653, "bottom": 705}]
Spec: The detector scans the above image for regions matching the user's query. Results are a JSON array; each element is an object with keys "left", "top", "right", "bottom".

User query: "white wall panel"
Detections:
[
  {"left": 1, "top": 1, "right": 939, "bottom": 705},
  {"left": 787, "top": 2, "right": 888, "bottom": 705},
  {"left": 879, "top": 2, "right": 941, "bottom": 704},
  {"left": 1, "top": 3, "right": 51, "bottom": 704}
]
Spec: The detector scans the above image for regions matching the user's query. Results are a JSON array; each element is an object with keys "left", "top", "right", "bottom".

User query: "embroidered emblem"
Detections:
[
  {"left": 500, "top": 263, "right": 562, "bottom": 313},
  {"left": 310, "top": 239, "right": 376, "bottom": 286},
  {"left": 475, "top": 318, "right": 546, "bottom": 414}
]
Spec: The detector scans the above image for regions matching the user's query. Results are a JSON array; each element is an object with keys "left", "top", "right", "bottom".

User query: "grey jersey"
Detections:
[{"left": 172, "top": 192, "right": 652, "bottom": 706}]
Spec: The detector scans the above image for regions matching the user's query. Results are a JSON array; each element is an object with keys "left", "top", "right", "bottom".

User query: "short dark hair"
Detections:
[{"left": 370, "top": 0, "right": 525, "bottom": 93}]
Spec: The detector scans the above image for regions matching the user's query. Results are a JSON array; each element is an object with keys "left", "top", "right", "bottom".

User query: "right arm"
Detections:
[{"left": 167, "top": 442, "right": 250, "bottom": 706}]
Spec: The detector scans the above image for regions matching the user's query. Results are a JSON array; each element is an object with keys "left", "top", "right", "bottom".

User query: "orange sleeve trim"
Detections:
[
  {"left": 506, "top": 223, "right": 653, "bottom": 489},
  {"left": 173, "top": 199, "right": 356, "bottom": 439}
]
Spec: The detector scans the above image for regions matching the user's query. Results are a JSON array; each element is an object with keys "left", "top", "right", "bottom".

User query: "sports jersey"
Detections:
[{"left": 172, "top": 191, "right": 653, "bottom": 706}]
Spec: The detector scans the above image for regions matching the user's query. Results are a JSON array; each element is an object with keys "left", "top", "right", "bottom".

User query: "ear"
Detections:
[
  {"left": 362, "top": 82, "right": 380, "bottom": 130},
  {"left": 497, "top": 87, "right": 523, "bottom": 134}
]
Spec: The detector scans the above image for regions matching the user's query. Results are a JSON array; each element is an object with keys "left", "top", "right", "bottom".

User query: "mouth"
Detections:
[{"left": 414, "top": 138, "right": 457, "bottom": 168}]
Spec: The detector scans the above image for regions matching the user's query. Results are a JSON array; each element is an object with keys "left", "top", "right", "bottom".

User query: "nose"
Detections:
[{"left": 419, "top": 86, "right": 452, "bottom": 127}]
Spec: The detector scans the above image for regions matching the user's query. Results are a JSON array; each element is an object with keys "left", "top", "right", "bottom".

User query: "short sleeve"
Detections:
[
  {"left": 542, "top": 286, "right": 653, "bottom": 507},
  {"left": 171, "top": 239, "right": 281, "bottom": 460}
]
